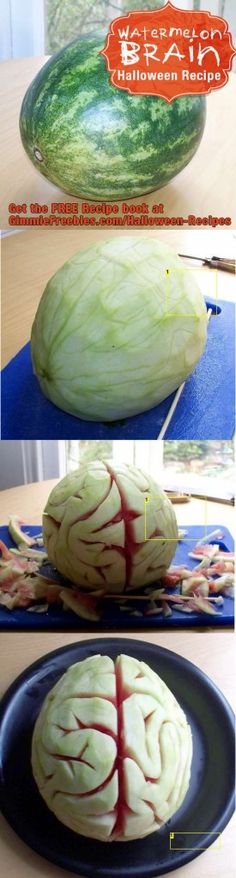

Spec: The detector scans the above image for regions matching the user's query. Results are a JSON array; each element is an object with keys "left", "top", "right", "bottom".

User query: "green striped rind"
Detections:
[{"left": 20, "top": 35, "right": 206, "bottom": 201}]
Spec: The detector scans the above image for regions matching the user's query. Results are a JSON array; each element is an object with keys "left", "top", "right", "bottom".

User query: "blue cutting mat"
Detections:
[
  {"left": 0, "top": 525, "right": 234, "bottom": 630},
  {"left": 1, "top": 299, "right": 234, "bottom": 439}
]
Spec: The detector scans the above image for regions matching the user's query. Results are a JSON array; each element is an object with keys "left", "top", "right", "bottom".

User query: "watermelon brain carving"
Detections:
[
  {"left": 19, "top": 34, "right": 206, "bottom": 201},
  {"left": 32, "top": 653, "right": 192, "bottom": 841},
  {"left": 43, "top": 461, "right": 178, "bottom": 592}
]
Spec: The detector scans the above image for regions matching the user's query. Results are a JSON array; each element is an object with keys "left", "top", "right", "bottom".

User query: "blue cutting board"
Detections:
[
  {"left": 1, "top": 299, "right": 234, "bottom": 439},
  {"left": 0, "top": 524, "right": 233, "bottom": 630}
]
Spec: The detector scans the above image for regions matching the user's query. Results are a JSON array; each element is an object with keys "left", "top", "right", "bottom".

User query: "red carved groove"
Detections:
[
  {"left": 52, "top": 762, "right": 117, "bottom": 801},
  {"left": 75, "top": 715, "right": 117, "bottom": 742},
  {"left": 105, "top": 463, "right": 141, "bottom": 588}
]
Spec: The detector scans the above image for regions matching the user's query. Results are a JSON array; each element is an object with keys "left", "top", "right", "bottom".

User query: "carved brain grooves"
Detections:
[
  {"left": 32, "top": 654, "right": 192, "bottom": 842},
  {"left": 43, "top": 461, "right": 178, "bottom": 592}
]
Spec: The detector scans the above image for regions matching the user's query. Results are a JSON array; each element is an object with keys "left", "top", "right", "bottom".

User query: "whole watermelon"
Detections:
[{"left": 19, "top": 35, "right": 206, "bottom": 201}]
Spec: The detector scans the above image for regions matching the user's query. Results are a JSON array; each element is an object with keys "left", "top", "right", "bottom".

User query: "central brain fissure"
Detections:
[
  {"left": 105, "top": 462, "right": 153, "bottom": 588},
  {"left": 32, "top": 654, "right": 192, "bottom": 842}
]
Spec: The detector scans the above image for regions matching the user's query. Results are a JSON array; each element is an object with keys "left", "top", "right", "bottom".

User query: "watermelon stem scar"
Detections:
[
  {"left": 38, "top": 368, "right": 51, "bottom": 381},
  {"left": 34, "top": 147, "right": 44, "bottom": 162}
]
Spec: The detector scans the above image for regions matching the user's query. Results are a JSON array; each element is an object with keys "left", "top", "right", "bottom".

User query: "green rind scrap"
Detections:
[{"left": 20, "top": 35, "right": 206, "bottom": 200}]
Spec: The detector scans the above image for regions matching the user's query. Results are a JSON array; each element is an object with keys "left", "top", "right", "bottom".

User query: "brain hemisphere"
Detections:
[
  {"left": 43, "top": 461, "right": 178, "bottom": 592},
  {"left": 32, "top": 654, "right": 192, "bottom": 842}
]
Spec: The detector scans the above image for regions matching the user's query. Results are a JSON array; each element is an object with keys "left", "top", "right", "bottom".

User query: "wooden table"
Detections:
[
  {"left": 0, "top": 57, "right": 236, "bottom": 227},
  {"left": 0, "top": 631, "right": 235, "bottom": 878},
  {"left": 2, "top": 227, "right": 235, "bottom": 367}
]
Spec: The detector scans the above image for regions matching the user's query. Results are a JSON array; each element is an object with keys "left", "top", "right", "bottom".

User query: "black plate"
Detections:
[{"left": 0, "top": 639, "right": 235, "bottom": 877}]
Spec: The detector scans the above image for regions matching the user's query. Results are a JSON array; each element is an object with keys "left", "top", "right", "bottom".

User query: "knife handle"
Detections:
[{"left": 205, "top": 257, "right": 235, "bottom": 273}]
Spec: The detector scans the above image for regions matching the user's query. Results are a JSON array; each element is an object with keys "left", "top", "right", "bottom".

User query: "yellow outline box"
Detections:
[
  {"left": 144, "top": 495, "right": 208, "bottom": 542},
  {"left": 169, "top": 831, "right": 221, "bottom": 851},
  {"left": 165, "top": 266, "right": 218, "bottom": 317}
]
